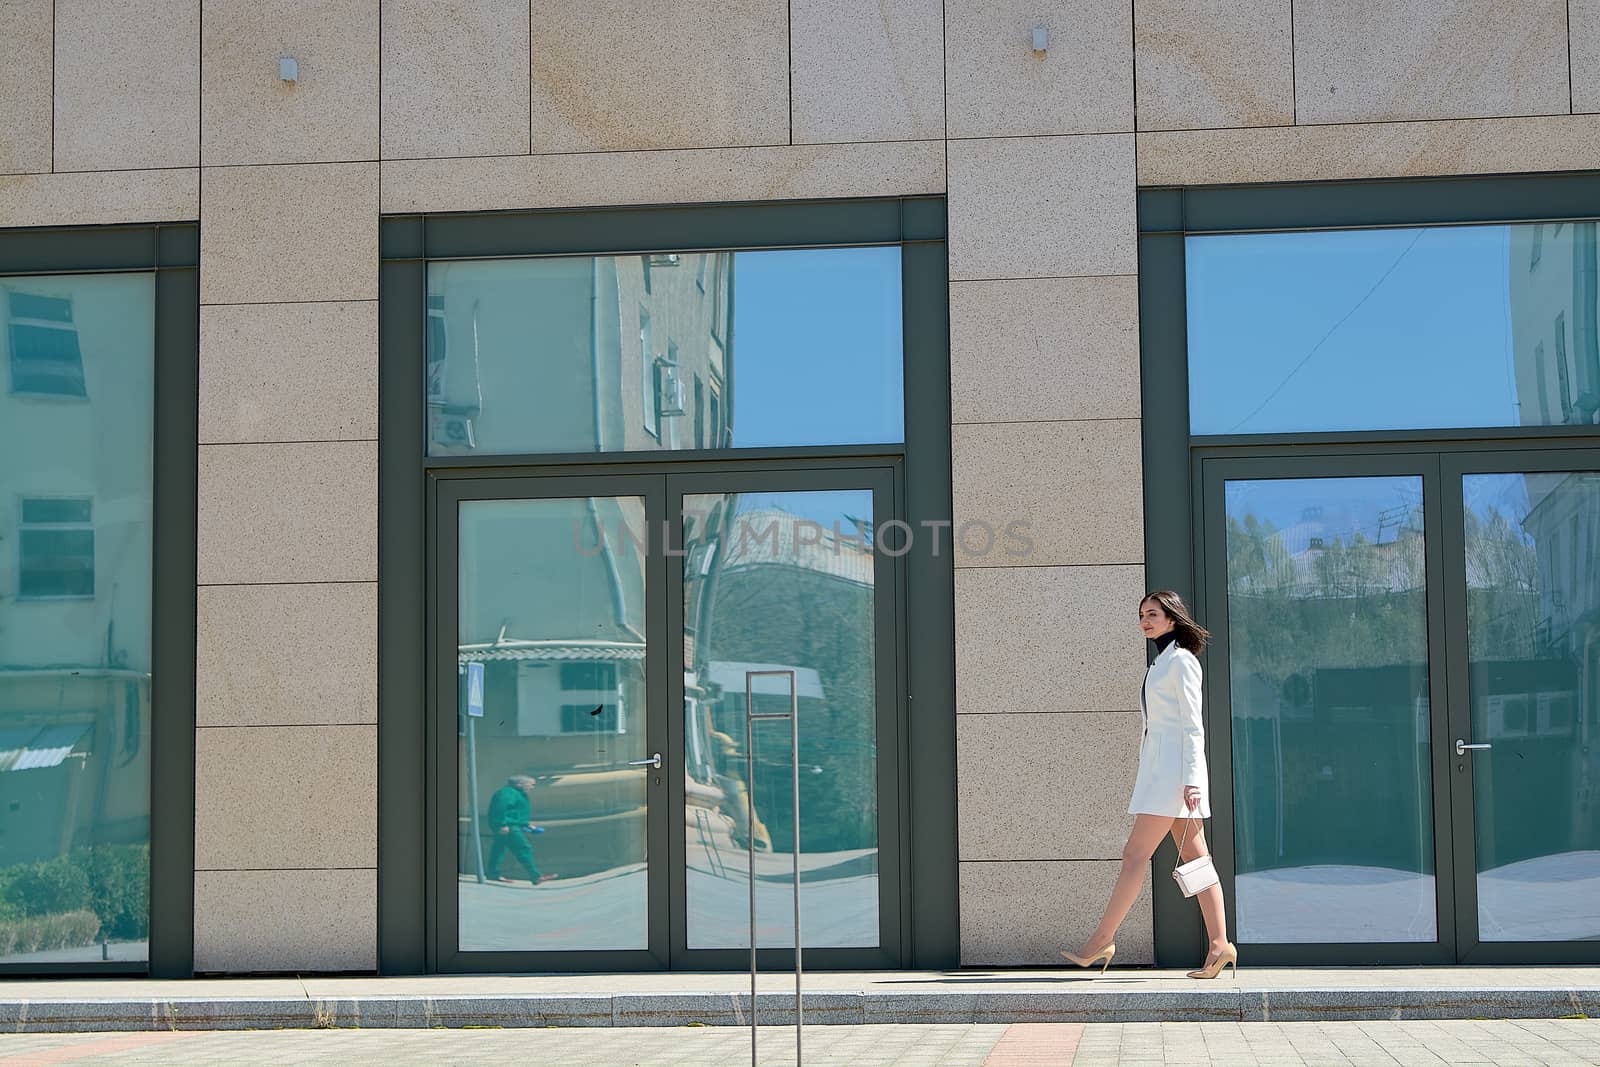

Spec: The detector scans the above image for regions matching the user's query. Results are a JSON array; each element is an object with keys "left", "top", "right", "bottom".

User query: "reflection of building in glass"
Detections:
[
  {"left": 454, "top": 495, "right": 654, "bottom": 953},
  {"left": 1510, "top": 222, "right": 1600, "bottom": 426},
  {"left": 427, "top": 253, "right": 734, "bottom": 456},
  {"left": 0, "top": 274, "right": 154, "bottom": 963},
  {"left": 454, "top": 499, "right": 647, "bottom": 880},
  {"left": 1464, "top": 472, "right": 1600, "bottom": 941},
  {"left": 1471, "top": 220, "right": 1600, "bottom": 932}
]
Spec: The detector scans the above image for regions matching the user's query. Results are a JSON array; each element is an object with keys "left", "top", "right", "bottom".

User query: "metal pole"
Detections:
[
  {"left": 789, "top": 673, "right": 803, "bottom": 1061},
  {"left": 466, "top": 714, "right": 486, "bottom": 883},
  {"left": 745, "top": 687, "right": 756, "bottom": 1067},
  {"left": 745, "top": 669, "right": 801, "bottom": 1067}
]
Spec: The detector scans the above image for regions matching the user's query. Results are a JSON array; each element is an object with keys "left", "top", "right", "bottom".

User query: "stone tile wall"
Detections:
[{"left": 0, "top": 0, "right": 1590, "bottom": 972}]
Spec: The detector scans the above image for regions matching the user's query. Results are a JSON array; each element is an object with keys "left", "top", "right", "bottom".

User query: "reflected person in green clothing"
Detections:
[{"left": 487, "top": 776, "right": 558, "bottom": 885}]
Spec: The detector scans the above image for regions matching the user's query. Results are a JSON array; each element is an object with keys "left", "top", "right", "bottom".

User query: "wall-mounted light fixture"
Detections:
[
  {"left": 1031, "top": 25, "right": 1049, "bottom": 53},
  {"left": 278, "top": 56, "right": 299, "bottom": 82}
]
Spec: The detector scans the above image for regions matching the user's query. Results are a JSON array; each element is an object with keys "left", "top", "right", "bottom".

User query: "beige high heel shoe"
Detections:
[
  {"left": 1059, "top": 942, "right": 1115, "bottom": 973},
  {"left": 1188, "top": 942, "right": 1238, "bottom": 979}
]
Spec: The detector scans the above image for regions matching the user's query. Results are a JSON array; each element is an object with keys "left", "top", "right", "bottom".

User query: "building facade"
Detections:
[{"left": 1, "top": 0, "right": 1597, "bottom": 977}]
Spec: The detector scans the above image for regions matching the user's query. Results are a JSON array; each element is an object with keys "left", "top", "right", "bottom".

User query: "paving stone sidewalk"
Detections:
[{"left": 0, "top": 1020, "right": 1596, "bottom": 1066}]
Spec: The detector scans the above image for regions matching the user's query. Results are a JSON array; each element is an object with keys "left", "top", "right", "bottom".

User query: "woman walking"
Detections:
[{"left": 1060, "top": 590, "right": 1238, "bottom": 979}]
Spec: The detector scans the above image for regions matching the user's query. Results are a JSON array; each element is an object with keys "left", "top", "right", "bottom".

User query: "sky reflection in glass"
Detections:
[{"left": 1187, "top": 222, "right": 1600, "bottom": 434}]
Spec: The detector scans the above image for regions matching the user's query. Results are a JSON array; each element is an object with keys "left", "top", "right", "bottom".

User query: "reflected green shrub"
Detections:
[
  {"left": 0, "top": 910, "right": 101, "bottom": 957},
  {"left": 0, "top": 845, "right": 148, "bottom": 942}
]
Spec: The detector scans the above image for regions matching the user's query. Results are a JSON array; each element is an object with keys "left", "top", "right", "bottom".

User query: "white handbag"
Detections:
[{"left": 1171, "top": 817, "right": 1219, "bottom": 898}]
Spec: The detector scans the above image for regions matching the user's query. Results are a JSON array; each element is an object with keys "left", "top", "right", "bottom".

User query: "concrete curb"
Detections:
[{"left": 2, "top": 986, "right": 1596, "bottom": 1032}]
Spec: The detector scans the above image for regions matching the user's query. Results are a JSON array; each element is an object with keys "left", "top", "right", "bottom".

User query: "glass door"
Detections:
[
  {"left": 1443, "top": 451, "right": 1600, "bottom": 961},
  {"left": 1200, "top": 454, "right": 1457, "bottom": 964},
  {"left": 431, "top": 467, "right": 901, "bottom": 970},
  {"left": 669, "top": 467, "right": 901, "bottom": 970},
  {"left": 434, "top": 474, "right": 670, "bottom": 971}
]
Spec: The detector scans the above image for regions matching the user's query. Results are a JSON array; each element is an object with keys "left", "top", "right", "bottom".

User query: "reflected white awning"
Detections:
[
  {"left": 457, "top": 639, "right": 646, "bottom": 664},
  {"left": 0, "top": 724, "right": 90, "bottom": 773}
]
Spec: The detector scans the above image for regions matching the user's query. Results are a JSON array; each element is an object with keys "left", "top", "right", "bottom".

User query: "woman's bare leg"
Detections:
[
  {"left": 1077, "top": 814, "right": 1176, "bottom": 955},
  {"left": 1172, "top": 818, "right": 1229, "bottom": 955}
]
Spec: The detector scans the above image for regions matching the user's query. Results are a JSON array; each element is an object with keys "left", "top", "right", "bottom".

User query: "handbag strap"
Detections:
[{"left": 1173, "top": 815, "right": 1204, "bottom": 871}]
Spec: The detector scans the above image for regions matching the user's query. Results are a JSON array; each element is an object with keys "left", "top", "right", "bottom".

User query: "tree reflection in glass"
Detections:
[{"left": 1224, "top": 476, "right": 1436, "bottom": 943}]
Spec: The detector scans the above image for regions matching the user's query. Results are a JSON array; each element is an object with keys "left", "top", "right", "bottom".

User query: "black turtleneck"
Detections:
[{"left": 1153, "top": 631, "right": 1178, "bottom": 654}]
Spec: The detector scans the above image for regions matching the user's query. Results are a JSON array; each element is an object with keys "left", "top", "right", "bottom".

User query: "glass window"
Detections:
[
  {"left": 1187, "top": 221, "right": 1600, "bottom": 434},
  {"left": 1, "top": 272, "right": 155, "bottom": 965},
  {"left": 19, "top": 497, "right": 96, "bottom": 599},
  {"left": 639, "top": 307, "right": 657, "bottom": 440},
  {"left": 7, "top": 288, "right": 88, "bottom": 397},
  {"left": 425, "top": 246, "right": 905, "bottom": 456},
  {"left": 1223, "top": 475, "right": 1436, "bottom": 943}
]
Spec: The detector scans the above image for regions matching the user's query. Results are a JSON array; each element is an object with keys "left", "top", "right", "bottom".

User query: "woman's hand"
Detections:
[{"left": 1184, "top": 786, "right": 1202, "bottom": 812}]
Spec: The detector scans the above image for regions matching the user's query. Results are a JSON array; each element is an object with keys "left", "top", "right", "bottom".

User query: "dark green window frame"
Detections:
[
  {"left": 0, "top": 223, "right": 199, "bottom": 978},
  {"left": 1140, "top": 174, "right": 1600, "bottom": 968},
  {"left": 377, "top": 198, "right": 957, "bottom": 974}
]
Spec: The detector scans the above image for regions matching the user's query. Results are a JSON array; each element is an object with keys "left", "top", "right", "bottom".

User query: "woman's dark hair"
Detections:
[{"left": 1141, "top": 590, "right": 1210, "bottom": 655}]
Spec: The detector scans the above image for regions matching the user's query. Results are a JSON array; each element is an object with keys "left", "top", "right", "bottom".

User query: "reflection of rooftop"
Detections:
[
  {"left": 457, "top": 639, "right": 645, "bottom": 664},
  {"left": 719, "top": 508, "right": 873, "bottom": 586}
]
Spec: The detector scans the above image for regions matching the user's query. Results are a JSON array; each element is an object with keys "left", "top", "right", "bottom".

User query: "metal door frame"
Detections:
[
  {"left": 1196, "top": 451, "right": 1458, "bottom": 966},
  {"left": 0, "top": 223, "right": 199, "bottom": 979},
  {"left": 1139, "top": 173, "right": 1600, "bottom": 966},
  {"left": 430, "top": 472, "right": 670, "bottom": 973},
  {"left": 426, "top": 463, "right": 906, "bottom": 972},
  {"left": 666, "top": 465, "right": 903, "bottom": 971},
  {"left": 1440, "top": 447, "right": 1600, "bottom": 964},
  {"left": 378, "top": 197, "right": 955, "bottom": 975}
]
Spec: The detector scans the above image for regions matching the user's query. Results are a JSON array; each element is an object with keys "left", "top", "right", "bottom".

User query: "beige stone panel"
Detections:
[
  {"left": 954, "top": 564, "right": 1146, "bottom": 715},
  {"left": 791, "top": 0, "right": 943, "bottom": 144},
  {"left": 958, "top": 712, "right": 1141, "bottom": 860},
  {"left": 1574, "top": 0, "right": 1600, "bottom": 113},
  {"left": 200, "top": 163, "right": 377, "bottom": 304},
  {"left": 1293, "top": 0, "right": 1567, "bottom": 125},
  {"left": 951, "top": 420, "right": 1142, "bottom": 568},
  {"left": 382, "top": 0, "right": 530, "bottom": 158},
  {"left": 947, "top": 134, "right": 1134, "bottom": 281},
  {"left": 1134, "top": 0, "right": 1293, "bottom": 131},
  {"left": 197, "top": 583, "right": 377, "bottom": 727},
  {"left": 1137, "top": 114, "right": 1600, "bottom": 187},
  {"left": 194, "top": 725, "right": 375, "bottom": 870},
  {"left": 195, "top": 868, "right": 375, "bottom": 973},
  {"left": 198, "top": 442, "right": 377, "bottom": 585},
  {"left": 959, "top": 860, "right": 1154, "bottom": 965},
  {"left": 201, "top": 0, "right": 379, "bottom": 166},
  {"left": 382, "top": 140, "right": 945, "bottom": 214},
  {"left": 945, "top": 0, "right": 1132, "bottom": 138},
  {"left": 200, "top": 301, "right": 378, "bottom": 443},
  {"left": 530, "top": 0, "right": 788, "bottom": 152},
  {"left": 0, "top": 169, "right": 198, "bottom": 228},
  {"left": 54, "top": 0, "right": 199, "bottom": 171},
  {"left": 950, "top": 277, "right": 1139, "bottom": 425},
  {"left": 0, "top": 0, "right": 51, "bottom": 173}
]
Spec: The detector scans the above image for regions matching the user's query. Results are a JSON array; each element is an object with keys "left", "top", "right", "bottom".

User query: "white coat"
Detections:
[{"left": 1127, "top": 639, "right": 1211, "bottom": 819}]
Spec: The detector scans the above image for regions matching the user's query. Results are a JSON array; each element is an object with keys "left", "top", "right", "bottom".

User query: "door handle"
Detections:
[
  {"left": 1454, "top": 739, "right": 1491, "bottom": 756},
  {"left": 628, "top": 752, "right": 663, "bottom": 769}
]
